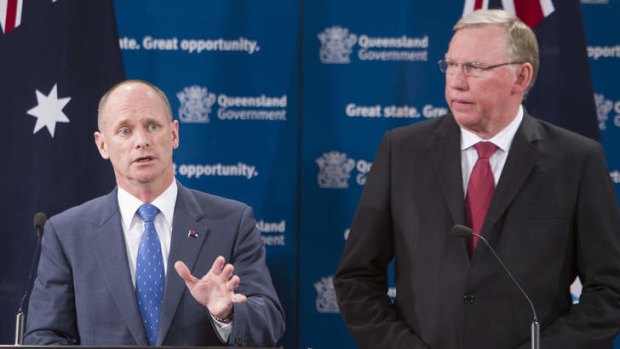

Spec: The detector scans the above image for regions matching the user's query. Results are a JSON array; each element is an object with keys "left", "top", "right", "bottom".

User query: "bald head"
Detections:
[{"left": 97, "top": 80, "right": 173, "bottom": 131}]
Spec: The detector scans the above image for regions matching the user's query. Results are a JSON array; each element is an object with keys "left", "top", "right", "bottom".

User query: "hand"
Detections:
[{"left": 174, "top": 256, "right": 248, "bottom": 319}]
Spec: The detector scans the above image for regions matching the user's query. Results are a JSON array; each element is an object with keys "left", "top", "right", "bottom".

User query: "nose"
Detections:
[
  {"left": 447, "top": 68, "right": 468, "bottom": 90},
  {"left": 134, "top": 128, "right": 150, "bottom": 149}
]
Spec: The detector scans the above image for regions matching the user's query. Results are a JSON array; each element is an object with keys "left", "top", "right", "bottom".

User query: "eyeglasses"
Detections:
[{"left": 437, "top": 59, "right": 524, "bottom": 77}]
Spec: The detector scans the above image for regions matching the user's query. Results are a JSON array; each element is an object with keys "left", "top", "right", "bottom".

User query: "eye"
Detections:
[
  {"left": 148, "top": 123, "right": 160, "bottom": 131},
  {"left": 446, "top": 61, "right": 458, "bottom": 70},
  {"left": 117, "top": 127, "right": 131, "bottom": 136},
  {"left": 462, "top": 63, "right": 477, "bottom": 74}
]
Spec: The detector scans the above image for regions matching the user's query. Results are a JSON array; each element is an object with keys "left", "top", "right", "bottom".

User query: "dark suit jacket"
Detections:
[
  {"left": 334, "top": 113, "right": 620, "bottom": 349},
  {"left": 25, "top": 182, "right": 284, "bottom": 347}
]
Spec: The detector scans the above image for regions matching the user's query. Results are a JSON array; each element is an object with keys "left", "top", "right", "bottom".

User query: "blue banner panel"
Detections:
[
  {"left": 582, "top": 1, "right": 620, "bottom": 347},
  {"left": 583, "top": 0, "right": 620, "bottom": 204},
  {"left": 114, "top": 1, "right": 299, "bottom": 347},
  {"left": 299, "top": 1, "right": 457, "bottom": 348}
]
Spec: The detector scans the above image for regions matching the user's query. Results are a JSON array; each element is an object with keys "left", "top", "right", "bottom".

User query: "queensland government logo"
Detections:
[
  {"left": 318, "top": 26, "right": 357, "bottom": 64},
  {"left": 176, "top": 85, "right": 287, "bottom": 123},
  {"left": 314, "top": 276, "right": 339, "bottom": 313},
  {"left": 318, "top": 25, "right": 429, "bottom": 64},
  {"left": 594, "top": 93, "right": 620, "bottom": 131},
  {"left": 316, "top": 151, "right": 372, "bottom": 189},
  {"left": 177, "top": 85, "right": 217, "bottom": 123},
  {"left": 316, "top": 151, "right": 355, "bottom": 188}
]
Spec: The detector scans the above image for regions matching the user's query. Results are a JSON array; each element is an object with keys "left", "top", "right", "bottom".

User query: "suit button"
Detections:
[{"left": 463, "top": 294, "right": 476, "bottom": 304}]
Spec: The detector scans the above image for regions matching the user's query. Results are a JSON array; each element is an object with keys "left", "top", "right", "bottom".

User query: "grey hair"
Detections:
[{"left": 454, "top": 9, "right": 539, "bottom": 88}]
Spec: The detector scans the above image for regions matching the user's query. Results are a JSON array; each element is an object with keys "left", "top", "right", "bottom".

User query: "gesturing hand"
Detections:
[{"left": 174, "top": 256, "right": 248, "bottom": 319}]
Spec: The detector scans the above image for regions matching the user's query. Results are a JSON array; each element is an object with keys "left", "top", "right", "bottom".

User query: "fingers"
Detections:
[
  {"left": 174, "top": 261, "right": 197, "bottom": 286},
  {"left": 209, "top": 256, "right": 226, "bottom": 276},
  {"left": 227, "top": 275, "right": 240, "bottom": 289},
  {"left": 220, "top": 263, "right": 234, "bottom": 283},
  {"left": 232, "top": 293, "right": 248, "bottom": 303},
  {"left": 209, "top": 256, "right": 236, "bottom": 284}
]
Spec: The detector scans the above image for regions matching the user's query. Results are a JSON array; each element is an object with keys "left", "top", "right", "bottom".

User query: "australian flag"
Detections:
[
  {"left": 0, "top": 0, "right": 124, "bottom": 342},
  {"left": 463, "top": 0, "right": 600, "bottom": 141}
]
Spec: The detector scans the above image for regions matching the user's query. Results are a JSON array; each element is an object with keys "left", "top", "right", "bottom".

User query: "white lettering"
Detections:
[
  {"left": 176, "top": 163, "right": 258, "bottom": 179},
  {"left": 256, "top": 220, "right": 286, "bottom": 233},
  {"left": 610, "top": 170, "right": 620, "bottom": 184},
  {"left": 423, "top": 104, "right": 448, "bottom": 118},
  {"left": 180, "top": 37, "right": 259, "bottom": 54},
  {"left": 345, "top": 103, "right": 382, "bottom": 117},
  {"left": 356, "top": 160, "right": 372, "bottom": 173},
  {"left": 218, "top": 94, "right": 287, "bottom": 108},
  {"left": 383, "top": 105, "right": 420, "bottom": 118},
  {"left": 358, "top": 35, "right": 429, "bottom": 49},
  {"left": 217, "top": 109, "right": 286, "bottom": 121},
  {"left": 261, "top": 235, "right": 285, "bottom": 246},
  {"left": 119, "top": 37, "right": 140, "bottom": 50},
  {"left": 588, "top": 45, "right": 620, "bottom": 60},
  {"left": 142, "top": 36, "right": 178, "bottom": 50},
  {"left": 358, "top": 49, "right": 428, "bottom": 62}
]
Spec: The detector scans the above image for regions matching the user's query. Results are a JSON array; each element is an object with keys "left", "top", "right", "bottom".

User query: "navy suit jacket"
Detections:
[
  {"left": 25, "top": 182, "right": 284, "bottom": 347},
  {"left": 334, "top": 113, "right": 620, "bottom": 349}
]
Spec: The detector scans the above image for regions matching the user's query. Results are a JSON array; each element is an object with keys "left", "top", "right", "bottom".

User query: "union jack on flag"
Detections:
[
  {"left": 462, "top": 0, "right": 554, "bottom": 28},
  {"left": 0, "top": 0, "right": 23, "bottom": 34}
]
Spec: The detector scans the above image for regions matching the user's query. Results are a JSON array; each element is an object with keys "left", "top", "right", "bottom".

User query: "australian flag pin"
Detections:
[{"left": 187, "top": 229, "right": 200, "bottom": 239}]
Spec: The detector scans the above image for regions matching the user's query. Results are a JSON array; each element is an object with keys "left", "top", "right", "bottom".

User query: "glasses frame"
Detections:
[{"left": 437, "top": 59, "right": 525, "bottom": 77}]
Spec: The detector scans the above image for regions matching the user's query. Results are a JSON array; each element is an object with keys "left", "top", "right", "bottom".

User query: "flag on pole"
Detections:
[{"left": 0, "top": 0, "right": 124, "bottom": 342}]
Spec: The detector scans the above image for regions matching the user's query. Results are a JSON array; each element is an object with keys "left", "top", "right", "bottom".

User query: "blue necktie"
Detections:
[{"left": 135, "top": 203, "right": 165, "bottom": 346}]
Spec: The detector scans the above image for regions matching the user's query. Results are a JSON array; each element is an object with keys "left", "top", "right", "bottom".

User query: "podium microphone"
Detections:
[
  {"left": 452, "top": 224, "right": 540, "bottom": 349},
  {"left": 15, "top": 212, "right": 47, "bottom": 345}
]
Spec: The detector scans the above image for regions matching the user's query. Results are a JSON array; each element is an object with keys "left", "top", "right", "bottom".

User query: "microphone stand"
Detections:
[
  {"left": 452, "top": 225, "right": 540, "bottom": 349},
  {"left": 475, "top": 232, "right": 540, "bottom": 349},
  {"left": 14, "top": 238, "right": 40, "bottom": 345},
  {"left": 15, "top": 213, "right": 46, "bottom": 345}
]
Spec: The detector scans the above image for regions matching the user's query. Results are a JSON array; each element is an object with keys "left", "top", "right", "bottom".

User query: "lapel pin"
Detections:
[{"left": 187, "top": 229, "right": 200, "bottom": 239}]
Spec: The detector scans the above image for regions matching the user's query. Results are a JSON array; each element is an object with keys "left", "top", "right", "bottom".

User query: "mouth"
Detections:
[
  {"left": 451, "top": 98, "right": 473, "bottom": 109},
  {"left": 133, "top": 155, "right": 155, "bottom": 163}
]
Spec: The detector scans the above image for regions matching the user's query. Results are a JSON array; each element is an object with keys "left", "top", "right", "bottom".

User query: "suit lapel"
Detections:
[
  {"left": 430, "top": 115, "right": 469, "bottom": 256},
  {"left": 430, "top": 115, "right": 467, "bottom": 226},
  {"left": 157, "top": 183, "right": 209, "bottom": 344},
  {"left": 480, "top": 113, "right": 543, "bottom": 242},
  {"left": 88, "top": 189, "right": 148, "bottom": 345}
]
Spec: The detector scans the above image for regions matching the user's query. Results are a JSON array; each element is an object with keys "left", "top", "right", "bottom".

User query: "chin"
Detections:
[
  {"left": 131, "top": 173, "right": 158, "bottom": 184},
  {"left": 452, "top": 112, "right": 479, "bottom": 127}
]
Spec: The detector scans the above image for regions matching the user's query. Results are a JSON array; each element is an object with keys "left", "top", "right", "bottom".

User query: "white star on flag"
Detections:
[{"left": 27, "top": 84, "right": 71, "bottom": 137}]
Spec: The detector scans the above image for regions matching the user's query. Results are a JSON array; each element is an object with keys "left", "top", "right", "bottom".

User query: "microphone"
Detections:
[
  {"left": 452, "top": 224, "right": 540, "bottom": 349},
  {"left": 15, "top": 212, "right": 47, "bottom": 345}
]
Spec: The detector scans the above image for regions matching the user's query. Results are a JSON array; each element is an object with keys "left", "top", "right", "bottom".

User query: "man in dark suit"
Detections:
[
  {"left": 334, "top": 9, "right": 620, "bottom": 349},
  {"left": 25, "top": 80, "right": 284, "bottom": 346}
]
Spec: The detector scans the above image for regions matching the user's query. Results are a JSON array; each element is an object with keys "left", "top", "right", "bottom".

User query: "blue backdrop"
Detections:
[{"left": 1, "top": 0, "right": 618, "bottom": 348}]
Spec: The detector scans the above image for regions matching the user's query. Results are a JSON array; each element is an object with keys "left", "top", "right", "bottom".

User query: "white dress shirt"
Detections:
[
  {"left": 460, "top": 105, "right": 524, "bottom": 195},
  {"left": 117, "top": 181, "right": 232, "bottom": 342},
  {"left": 118, "top": 182, "right": 176, "bottom": 284}
]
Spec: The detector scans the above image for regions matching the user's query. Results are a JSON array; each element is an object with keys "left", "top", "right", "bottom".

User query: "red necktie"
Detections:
[{"left": 466, "top": 142, "right": 497, "bottom": 252}]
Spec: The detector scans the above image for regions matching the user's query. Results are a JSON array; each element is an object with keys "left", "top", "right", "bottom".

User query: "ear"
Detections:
[
  {"left": 94, "top": 131, "right": 110, "bottom": 160},
  {"left": 512, "top": 62, "right": 533, "bottom": 94},
  {"left": 171, "top": 120, "right": 180, "bottom": 150}
]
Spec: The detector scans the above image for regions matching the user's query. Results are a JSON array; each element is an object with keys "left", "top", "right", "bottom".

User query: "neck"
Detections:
[
  {"left": 466, "top": 104, "right": 521, "bottom": 140},
  {"left": 119, "top": 177, "right": 174, "bottom": 203}
]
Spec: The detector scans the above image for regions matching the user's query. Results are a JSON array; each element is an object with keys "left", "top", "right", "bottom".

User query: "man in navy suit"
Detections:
[
  {"left": 25, "top": 80, "right": 284, "bottom": 346},
  {"left": 334, "top": 9, "right": 620, "bottom": 349}
]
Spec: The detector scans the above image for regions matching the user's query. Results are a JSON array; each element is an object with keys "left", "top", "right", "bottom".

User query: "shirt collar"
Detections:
[
  {"left": 460, "top": 105, "right": 524, "bottom": 152},
  {"left": 117, "top": 181, "right": 178, "bottom": 231}
]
